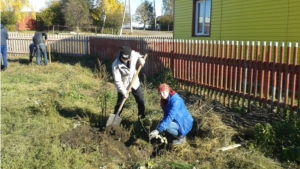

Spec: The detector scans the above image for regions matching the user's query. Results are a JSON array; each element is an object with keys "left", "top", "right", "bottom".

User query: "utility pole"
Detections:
[
  {"left": 154, "top": 0, "right": 156, "bottom": 30},
  {"left": 120, "top": 0, "right": 127, "bottom": 35},
  {"left": 129, "top": 0, "right": 133, "bottom": 33}
]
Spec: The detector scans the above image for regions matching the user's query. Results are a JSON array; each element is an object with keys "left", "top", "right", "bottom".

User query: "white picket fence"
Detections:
[
  {"left": 7, "top": 32, "right": 172, "bottom": 56},
  {"left": 7, "top": 32, "right": 89, "bottom": 56}
]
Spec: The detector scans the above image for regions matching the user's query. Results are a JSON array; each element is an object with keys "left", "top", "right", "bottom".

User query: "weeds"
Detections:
[
  {"left": 147, "top": 68, "right": 180, "bottom": 91},
  {"left": 2, "top": 54, "right": 298, "bottom": 168},
  {"left": 254, "top": 111, "right": 300, "bottom": 162},
  {"left": 94, "top": 58, "right": 110, "bottom": 82}
]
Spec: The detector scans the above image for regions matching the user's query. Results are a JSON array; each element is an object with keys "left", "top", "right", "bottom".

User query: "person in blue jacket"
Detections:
[{"left": 149, "top": 83, "right": 194, "bottom": 145}]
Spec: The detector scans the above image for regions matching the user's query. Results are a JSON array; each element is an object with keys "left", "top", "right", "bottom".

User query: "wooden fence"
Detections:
[
  {"left": 90, "top": 37, "right": 300, "bottom": 113},
  {"left": 7, "top": 33, "right": 300, "bottom": 114},
  {"left": 171, "top": 40, "right": 299, "bottom": 113},
  {"left": 7, "top": 33, "right": 89, "bottom": 56}
]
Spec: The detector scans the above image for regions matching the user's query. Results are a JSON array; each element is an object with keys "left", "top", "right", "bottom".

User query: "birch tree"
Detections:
[
  {"left": 162, "top": 0, "right": 173, "bottom": 16},
  {"left": 91, "top": 0, "right": 124, "bottom": 30},
  {"left": 135, "top": 0, "right": 153, "bottom": 30}
]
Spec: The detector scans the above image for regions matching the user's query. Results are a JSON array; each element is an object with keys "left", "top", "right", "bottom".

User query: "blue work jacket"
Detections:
[{"left": 157, "top": 93, "right": 194, "bottom": 136}]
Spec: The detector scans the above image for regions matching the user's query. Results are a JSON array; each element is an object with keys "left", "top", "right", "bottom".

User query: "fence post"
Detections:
[
  {"left": 85, "top": 36, "right": 89, "bottom": 55},
  {"left": 48, "top": 45, "right": 51, "bottom": 63}
]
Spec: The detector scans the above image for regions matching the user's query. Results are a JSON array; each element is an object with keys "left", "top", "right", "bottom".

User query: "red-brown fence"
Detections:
[
  {"left": 90, "top": 38, "right": 300, "bottom": 114},
  {"left": 172, "top": 40, "right": 299, "bottom": 113},
  {"left": 7, "top": 33, "right": 299, "bottom": 113}
]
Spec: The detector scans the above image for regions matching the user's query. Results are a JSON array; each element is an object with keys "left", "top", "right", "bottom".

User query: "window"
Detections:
[{"left": 193, "top": 0, "right": 211, "bottom": 36}]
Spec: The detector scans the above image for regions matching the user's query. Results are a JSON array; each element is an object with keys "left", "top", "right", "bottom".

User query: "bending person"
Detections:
[
  {"left": 112, "top": 46, "right": 146, "bottom": 120},
  {"left": 32, "top": 31, "right": 48, "bottom": 66},
  {"left": 29, "top": 43, "right": 36, "bottom": 63}
]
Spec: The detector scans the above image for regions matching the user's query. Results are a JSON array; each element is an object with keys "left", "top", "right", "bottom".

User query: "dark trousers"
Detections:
[
  {"left": 114, "top": 86, "right": 145, "bottom": 117},
  {"left": 29, "top": 44, "right": 35, "bottom": 63}
]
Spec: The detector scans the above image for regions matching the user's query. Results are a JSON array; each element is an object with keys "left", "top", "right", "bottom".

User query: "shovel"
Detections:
[{"left": 106, "top": 54, "right": 148, "bottom": 127}]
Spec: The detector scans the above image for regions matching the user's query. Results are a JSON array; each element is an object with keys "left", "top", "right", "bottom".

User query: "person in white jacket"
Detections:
[{"left": 112, "top": 46, "right": 146, "bottom": 120}]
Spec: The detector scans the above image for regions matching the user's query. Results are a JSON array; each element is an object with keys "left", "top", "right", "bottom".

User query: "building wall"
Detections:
[
  {"left": 17, "top": 13, "right": 37, "bottom": 31},
  {"left": 174, "top": 0, "right": 300, "bottom": 44}
]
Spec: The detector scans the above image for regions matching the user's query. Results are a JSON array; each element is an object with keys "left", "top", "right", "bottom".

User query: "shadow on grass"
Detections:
[
  {"left": 50, "top": 53, "right": 114, "bottom": 82},
  {"left": 8, "top": 58, "right": 30, "bottom": 65},
  {"left": 58, "top": 106, "right": 106, "bottom": 127}
]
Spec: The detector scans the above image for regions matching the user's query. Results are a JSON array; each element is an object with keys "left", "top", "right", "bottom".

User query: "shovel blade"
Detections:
[{"left": 106, "top": 114, "right": 122, "bottom": 127}]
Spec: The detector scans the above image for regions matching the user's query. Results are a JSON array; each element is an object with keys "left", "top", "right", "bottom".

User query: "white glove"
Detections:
[{"left": 149, "top": 129, "right": 159, "bottom": 139}]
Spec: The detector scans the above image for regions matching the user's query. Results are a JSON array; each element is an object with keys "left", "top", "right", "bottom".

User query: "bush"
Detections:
[
  {"left": 147, "top": 68, "right": 180, "bottom": 91},
  {"left": 5, "top": 24, "right": 17, "bottom": 31},
  {"left": 254, "top": 112, "right": 300, "bottom": 162}
]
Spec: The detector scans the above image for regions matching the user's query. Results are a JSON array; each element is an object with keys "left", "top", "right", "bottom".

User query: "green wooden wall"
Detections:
[{"left": 174, "top": 0, "right": 300, "bottom": 44}]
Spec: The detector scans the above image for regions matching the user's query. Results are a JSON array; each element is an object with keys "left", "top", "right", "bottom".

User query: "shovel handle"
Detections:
[{"left": 115, "top": 54, "right": 148, "bottom": 117}]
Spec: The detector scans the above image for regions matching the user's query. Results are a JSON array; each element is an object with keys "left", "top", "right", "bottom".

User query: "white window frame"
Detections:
[{"left": 195, "top": 0, "right": 211, "bottom": 36}]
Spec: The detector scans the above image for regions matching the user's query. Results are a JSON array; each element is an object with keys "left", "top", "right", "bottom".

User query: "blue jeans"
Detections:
[
  {"left": 29, "top": 44, "right": 36, "bottom": 62},
  {"left": 165, "top": 122, "right": 180, "bottom": 137},
  {"left": 36, "top": 43, "right": 48, "bottom": 66},
  {"left": 1, "top": 45, "right": 8, "bottom": 67}
]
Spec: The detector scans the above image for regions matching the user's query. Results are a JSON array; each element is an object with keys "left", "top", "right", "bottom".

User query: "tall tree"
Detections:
[
  {"left": 162, "top": 0, "right": 173, "bottom": 16},
  {"left": 0, "top": 0, "right": 35, "bottom": 30},
  {"left": 61, "top": 0, "right": 92, "bottom": 32},
  {"left": 159, "top": 0, "right": 173, "bottom": 31},
  {"left": 135, "top": 0, "right": 153, "bottom": 30},
  {"left": 38, "top": 1, "right": 64, "bottom": 30},
  {"left": 1, "top": 11, "right": 17, "bottom": 26},
  {"left": 91, "top": 0, "right": 124, "bottom": 30},
  {"left": 90, "top": 0, "right": 101, "bottom": 9}
]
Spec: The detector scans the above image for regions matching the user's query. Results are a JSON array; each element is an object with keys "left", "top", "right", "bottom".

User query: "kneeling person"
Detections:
[{"left": 149, "top": 83, "right": 194, "bottom": 145}]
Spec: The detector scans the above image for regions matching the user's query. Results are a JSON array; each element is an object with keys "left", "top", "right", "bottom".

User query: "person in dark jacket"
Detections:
[
  {"left": 32, "top": 31, "right": 48, "bottom": 66},
  {"left": 29, "top": 43, "right": 36, "bottom": 63},
  {"left": 149, "top": 83, "right": 194, "bottom": 145},
  {"left": 1, "top": 24, "right": 9, "bottom": 71}
]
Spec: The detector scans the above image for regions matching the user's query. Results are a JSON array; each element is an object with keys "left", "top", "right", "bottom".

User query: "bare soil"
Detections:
[{"left": 60, "top": 124, "right": 152, "bottom": 162}]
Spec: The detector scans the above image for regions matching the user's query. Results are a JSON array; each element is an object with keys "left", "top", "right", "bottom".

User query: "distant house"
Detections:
[
  {"left": 17, "top": 12, "right": 37, "bottom": 31},
  {"left": 174, "top": 0, "right": 300, "bottom": 43}
]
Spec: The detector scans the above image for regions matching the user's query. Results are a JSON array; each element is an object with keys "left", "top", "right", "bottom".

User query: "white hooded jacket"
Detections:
[{"left": 112, "top": 50, "right": 145, "bottom": 95}]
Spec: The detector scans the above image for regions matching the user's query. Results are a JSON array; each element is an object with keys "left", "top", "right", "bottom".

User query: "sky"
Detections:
[
  {"left": 28, "top": 0, "right": 163, "bottom": 16},
  {"left": 129, "top": 0, "right": 163, "bottom": 16}
]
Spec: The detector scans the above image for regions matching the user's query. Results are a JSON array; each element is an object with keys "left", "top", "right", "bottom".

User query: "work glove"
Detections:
[{"left": 149, "top": 129, "right": 159, "bottom": 139}]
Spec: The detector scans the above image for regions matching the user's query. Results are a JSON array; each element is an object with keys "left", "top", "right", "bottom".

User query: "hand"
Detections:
[
  {"left": 149, "top": 129, "right": 159, "bottom": 139},
  {"left": 139, "top": 58, "right": 145, "bottom": 67},
  {"left": 123, "top": 93, "right": 128, "bottom": 98}
]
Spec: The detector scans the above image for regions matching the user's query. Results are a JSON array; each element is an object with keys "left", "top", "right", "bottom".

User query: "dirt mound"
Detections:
[
  {"left": 105, "top": 125, "right": 130, "bottom": 142},
  {"left": 59, "top": 125, "right": 152, "bottom": 162},
  {"left": 59, "top": 125, "right": 102, "bottom": 153}
]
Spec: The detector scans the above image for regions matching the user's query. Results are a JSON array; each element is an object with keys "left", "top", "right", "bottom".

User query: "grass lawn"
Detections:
[{"left": 1, "top": 54, "right": 294, "bottom": 169}]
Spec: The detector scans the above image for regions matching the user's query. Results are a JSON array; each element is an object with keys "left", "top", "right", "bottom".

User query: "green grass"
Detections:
[{"left": 2, "top": 54, "right": 297, "bottom": 169}]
